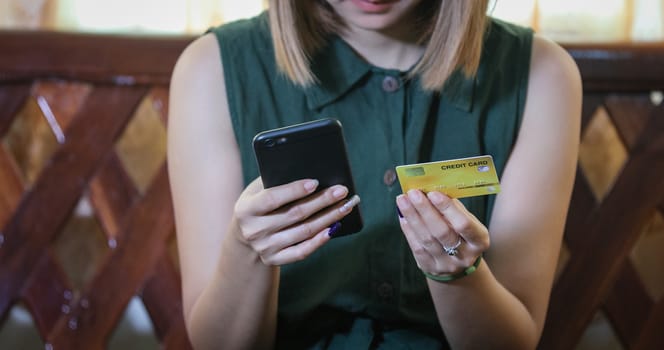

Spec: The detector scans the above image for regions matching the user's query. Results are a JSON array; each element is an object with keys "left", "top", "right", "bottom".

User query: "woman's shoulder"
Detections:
[
  {"left": 171, "top": 11, "right": 279, "bottom": 108},
  {"left": 487, "top": 17, "right": 533, "bottom": 39},
  {"left": 174, "top": 11, "right": 272, "bottom": 76},
  {"left": 206, "top": 11, "right": 273, "bottom": 54},
  {"left": 481, "top": 17, "right": 579, "bottom": 93},
  {"left": 483, "top": 17, "right": 534, "bottom": 60},
  {"left": 528, "top": 34, "right": 581, "bottom": 106}
]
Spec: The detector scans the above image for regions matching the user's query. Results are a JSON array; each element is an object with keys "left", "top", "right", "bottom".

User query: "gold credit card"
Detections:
[{"left": 395, "top": 155, "right": 501, "bottom": 199}]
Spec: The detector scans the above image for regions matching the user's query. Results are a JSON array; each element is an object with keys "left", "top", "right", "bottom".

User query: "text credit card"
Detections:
[{"left": 395, "top": 155, "right": 501, "bottom": 199}]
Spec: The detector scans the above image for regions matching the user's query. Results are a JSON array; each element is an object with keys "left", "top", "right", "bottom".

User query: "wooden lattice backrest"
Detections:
[
  {"left": 0, "top": 31, "right": 192, "bottom": 349},
  {"left": 0, "top": 31, "right": 663, "bottom": 349},
  {"left": 541, "top": 43, "right": 664, "bottom": 350}
]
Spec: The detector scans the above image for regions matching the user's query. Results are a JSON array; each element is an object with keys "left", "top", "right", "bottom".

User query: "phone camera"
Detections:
[{"left": 263, "top": 138, "right": 276, "bottom": 147}]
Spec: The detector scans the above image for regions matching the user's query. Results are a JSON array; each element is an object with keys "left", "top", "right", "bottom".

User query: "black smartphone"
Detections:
[{"left": 252, "top": 118, "right": 363, "bottom": 237}]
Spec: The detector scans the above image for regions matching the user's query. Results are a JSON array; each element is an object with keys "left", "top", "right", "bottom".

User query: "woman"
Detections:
[{"left": 168, "top": 0, "right": 581, "bottom": 348}]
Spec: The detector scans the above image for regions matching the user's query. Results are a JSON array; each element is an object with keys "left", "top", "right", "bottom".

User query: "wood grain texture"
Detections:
[
  {"left": 604, "top": 95, "right": 654, "bottom": 151},
  {"left": 0, "top": 147, "right": 24, "bottom": 229},
  {"left": 541, "top": 105, "right": 664, "bottom": 350},
  {"left": 47, "top": 166, "right": 175, "bottom": 347},
  {"left": 0, "top": 84, "right": 31, "bottom": 136},
  {"left": 89, "top": 152, "right": 139, "bottom": 239},
  {"left": 604, "top": 261, "right": 654, "bottom": 348},
  {"left": 0, "top": 85, "right": 146, "bottom": 320},
  {"left": 0, "top": 31, "right": 192, "bottom": 85},
  {"left": 566, "top": 43, "right": 664, "bottom": 91},
  {"left": 142, "top": 255, "right": 191, "bottom": 348},
  {"left": 633, "top": 298, "right": 664, "bottom": 350},
  {"left": 22, "top": 252, "right": 73, "bottom": 336}
]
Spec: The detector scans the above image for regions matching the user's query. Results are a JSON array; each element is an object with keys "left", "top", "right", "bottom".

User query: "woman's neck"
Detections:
[{"left": 339, "top": 24, "right": 425, "bottom": 72}]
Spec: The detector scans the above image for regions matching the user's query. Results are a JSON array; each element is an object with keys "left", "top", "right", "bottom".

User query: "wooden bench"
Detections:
[{"left": 0, "top": 30, "right": 662, "bottom": 349}]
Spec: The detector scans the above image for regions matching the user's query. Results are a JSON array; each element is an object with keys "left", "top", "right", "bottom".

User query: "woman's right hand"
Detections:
[{"left": 232, "top": 177, "right": 360, "bottom": 266}]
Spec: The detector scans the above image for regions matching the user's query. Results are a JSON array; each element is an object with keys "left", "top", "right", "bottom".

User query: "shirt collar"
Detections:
[
  {"left": 305, "top": 36, "right": 371, "bottom": 111},
  {"left": 304, "top": 36, "right": 475, "bottom": 112}
]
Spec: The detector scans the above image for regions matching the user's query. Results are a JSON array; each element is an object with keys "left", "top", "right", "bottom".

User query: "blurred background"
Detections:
[
  {"left": 1, "top": 0, "right": 663, "bottom": 40},
  {"left": 0, "top": 0, "right": 663, "bottom": 349}
]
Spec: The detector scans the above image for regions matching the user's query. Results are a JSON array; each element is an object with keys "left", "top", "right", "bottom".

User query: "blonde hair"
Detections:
[{"left": 269, "top": 0, "right": 489, "bottom": 91}]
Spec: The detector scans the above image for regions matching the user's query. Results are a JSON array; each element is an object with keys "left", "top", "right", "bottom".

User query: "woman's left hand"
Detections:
[{"left": 396, "top": 190, "right": 490, "bottom": 277}]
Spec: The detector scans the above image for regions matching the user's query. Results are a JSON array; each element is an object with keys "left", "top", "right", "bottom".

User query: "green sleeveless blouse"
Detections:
[{"left": 210, "top": 12, "right": 533, "bottom": 349}]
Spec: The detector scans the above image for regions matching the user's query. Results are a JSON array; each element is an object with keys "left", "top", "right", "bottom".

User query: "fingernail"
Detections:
[
  {"left": 328, "top": 221, "right": 342, "bottom": 237},
  {"left": 396, "top": 206, "right": 404, "bottom": 218},
  {"left": 427, "top": 191, "right": 443, "bottom": 204},
  {"left": 304, "top": 180, "right": 319, "bottom": 192},
  {"left": 340, "top": 194, "right": 361, "bottom": 213},
  {"left": 408, "top": 189, "right": 423, "bottom": 203},
  {"left": 332, "top": 186, "right": 348, "bottom": 199}
]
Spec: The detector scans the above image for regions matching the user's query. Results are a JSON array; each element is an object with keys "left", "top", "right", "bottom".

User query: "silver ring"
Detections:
[{"left": 443, "top": 237, "right": 462, "bottom": 256}]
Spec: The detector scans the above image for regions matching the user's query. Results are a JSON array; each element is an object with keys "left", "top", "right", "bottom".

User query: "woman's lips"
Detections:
[{"left": 349, "top": 0, "right": 399, "bottom": 13}]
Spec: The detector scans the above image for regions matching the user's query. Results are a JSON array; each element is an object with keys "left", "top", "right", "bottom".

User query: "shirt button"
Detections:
[
  {"left": 377, "top": 282, "right": 394, "bottom": 299},
  {"left": 383, "top": 169, "right": 397, "bottom": 186},
  {"left": 382, "top": 76, "right": 400, "bottom": 92}
]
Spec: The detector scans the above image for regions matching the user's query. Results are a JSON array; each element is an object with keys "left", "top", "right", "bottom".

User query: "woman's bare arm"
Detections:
[
  {"left": 168, "top": 33, "right": 279, "bottom": 349},
  {"left": 396, "top": 35, "right": 582, "bottom": 349},
  {"left": 168, "top": 33, "right": 357, "bottom": 349}
]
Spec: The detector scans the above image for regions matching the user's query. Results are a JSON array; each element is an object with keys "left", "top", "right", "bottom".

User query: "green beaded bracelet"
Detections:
[{"left": 422, "top": 255, "right": 483, "bottom": 282}]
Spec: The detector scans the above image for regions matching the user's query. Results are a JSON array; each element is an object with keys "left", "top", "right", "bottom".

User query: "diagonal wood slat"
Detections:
[
  {"left": 141, "top": 255, "right": 189, "bottom": 346},
  {"left": 561, "top": 167, "right": 597, "bottom": 250},
  {"left": 163, "top": 325, "right": 194, "bottom": 350},
  {"left": 604, "top": 95, "right": 654, "bottom": 151},
  {"left": 633, "top": 298, "right": 664, "bottom": 350},
  {"left": 0, "top": 84, "right": 31, "bottom": 229},
  {"left": 603, "top": 261, "right": 654, "bottom": 348},
  {"left": 89, "top": 136, "right": 188, "bottom": 345},
  {"left": 30, "top": 81, "right": 92, "bottom": 133},
  {"left": 47, "top": 166, "right": 174, "bottom": 348},
  {"left": 0, "top": 86, "right": 147, "bottom": 319},
  {"left": 88, "top": 149, "right": 186, "bottom": 344},
  {"left": 580, "top": 93, "right": 606, "bottom": 131},
  {"left": 541, "top": 105, "right": 664, "bottom": 350},
  {"left": 82, "top": 137, "right": 187, "bottom": 345},
  {"left": 0, "top": 84, "right": 31, "bottom": 136},
  {"left": 22, "top": 251, "right": 73, "bottom": 336},
  {"left": 89, "top": 152, "right": 139, "bottom": 239},
  {"left": 0, "top": 147, "right": 24, "bottom": 230}
]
